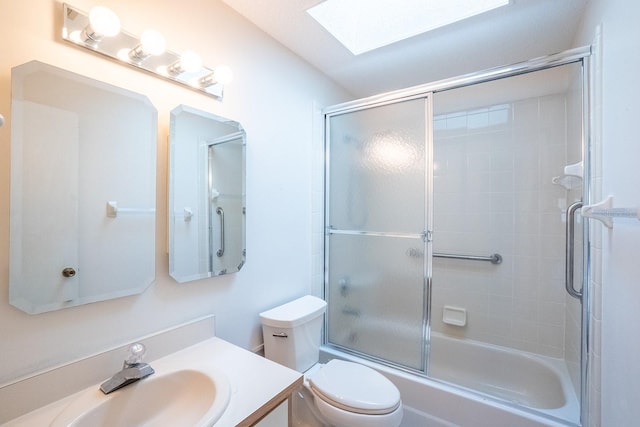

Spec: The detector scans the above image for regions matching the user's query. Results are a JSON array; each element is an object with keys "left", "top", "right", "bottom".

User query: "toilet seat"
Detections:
[{"left": 308, "top": 360, "right": 401, "bottom": 415}]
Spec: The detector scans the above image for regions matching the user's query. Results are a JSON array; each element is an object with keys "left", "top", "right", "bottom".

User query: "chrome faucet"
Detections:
[{"left": 100, "top": 342, "right": 155, "bottom": 394}]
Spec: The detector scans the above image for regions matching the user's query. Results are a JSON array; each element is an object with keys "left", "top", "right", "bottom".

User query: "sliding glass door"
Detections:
[
  {"left": 429, "top": 63, "right": 585, "bottom": 414},
  {"left": 323, "top": 50, "right": 590, "bottom": 425},
  {"left": 325, "top": 98, "right": 429, "bottom": 371}
]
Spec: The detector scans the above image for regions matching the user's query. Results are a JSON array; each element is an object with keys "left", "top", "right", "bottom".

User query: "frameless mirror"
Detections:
[
  {"left": 9, "top": 60, "right": 157, "bottom": 314},
  {"left": 169, "top": 105, "right": 246, "bottom": 282}
]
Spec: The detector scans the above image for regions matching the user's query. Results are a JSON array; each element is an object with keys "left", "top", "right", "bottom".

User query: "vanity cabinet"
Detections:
[
  {"left": 0, "top": 335, "right": 302, "bottom": 427},
  {"left": 251, "top": 399, "right": 289, "bottom": 427}
]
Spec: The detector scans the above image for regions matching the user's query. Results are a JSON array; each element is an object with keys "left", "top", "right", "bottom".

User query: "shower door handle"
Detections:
[
  {"left": 565, "top": 201, "right": 583, "bottom": 300},
  {"left": 216, "top": 207, "right": 225, "bottom": 257}
]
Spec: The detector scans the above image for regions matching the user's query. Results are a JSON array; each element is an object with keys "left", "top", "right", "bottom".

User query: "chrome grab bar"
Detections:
[
  {"left": 433, "top": 252, "right": 502, "bottom": 264},
  {"left": 216, "top": 207, "right": 225, "bottom": 257},
  {"left": 565, "top": 201, "right": 583, "bottom": 300}
]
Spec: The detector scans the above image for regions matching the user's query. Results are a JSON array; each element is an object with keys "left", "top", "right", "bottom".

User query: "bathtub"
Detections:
[{"left": 320, "top": 333, "right": 580, "bottom": 427}]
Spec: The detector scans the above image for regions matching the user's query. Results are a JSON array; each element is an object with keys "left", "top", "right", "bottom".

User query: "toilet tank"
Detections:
[{"left": 259, "top": 295, "right": 327, "bottom": 372}]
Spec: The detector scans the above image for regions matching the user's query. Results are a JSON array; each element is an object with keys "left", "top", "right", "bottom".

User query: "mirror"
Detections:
[
  {"left": 169, "top": 105, "right": 246, "bottom": 282},
  {"left": 9, "top": 61, "right": 157, "bottom": 314}
]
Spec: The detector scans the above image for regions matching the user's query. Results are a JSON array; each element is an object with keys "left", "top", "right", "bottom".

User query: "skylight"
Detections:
[{"left": 307, "top": 0, "right": 510, "bottom": 55}]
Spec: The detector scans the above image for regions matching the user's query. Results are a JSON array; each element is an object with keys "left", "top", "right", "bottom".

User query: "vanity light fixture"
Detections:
[{"left": 62, "top": 3, "right": 231, "bottom": 100}]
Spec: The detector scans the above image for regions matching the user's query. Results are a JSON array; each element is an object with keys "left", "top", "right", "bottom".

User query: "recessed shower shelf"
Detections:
[{"left": 582, "top": 196, "right": 640, "bottom": 228}]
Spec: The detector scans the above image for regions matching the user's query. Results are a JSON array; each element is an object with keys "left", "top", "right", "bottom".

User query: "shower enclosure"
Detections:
[{"left": 324, "top": 48, "right": 590, "bottom": 426}]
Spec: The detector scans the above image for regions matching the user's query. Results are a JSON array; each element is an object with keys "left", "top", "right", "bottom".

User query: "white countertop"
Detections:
[{"left": 3, "top": 337, "right": 302, "bottom": 426}]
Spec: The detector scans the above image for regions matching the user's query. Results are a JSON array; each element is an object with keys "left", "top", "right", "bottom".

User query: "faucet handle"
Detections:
[{"left": 125, "top": 342, "right": 147, "bottom": 365}]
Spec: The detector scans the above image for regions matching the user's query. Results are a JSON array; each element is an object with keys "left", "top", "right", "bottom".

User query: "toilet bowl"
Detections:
[{"left": 260, "top": 296, "right": 403, "bottom": 427}]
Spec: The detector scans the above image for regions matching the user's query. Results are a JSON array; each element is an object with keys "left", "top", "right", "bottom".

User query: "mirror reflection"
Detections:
[
  {"left": 9, "top": 60, "right": 157, "bottom": 314},
  {"left": 169, "top": 105, "right": 246, "bottom": 282}
]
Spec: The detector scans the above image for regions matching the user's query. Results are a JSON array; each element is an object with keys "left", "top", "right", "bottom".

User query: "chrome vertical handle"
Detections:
[
  {"left": 216, "top": 207, "right": 225, "bottom": 257},
  {"left": 565, "top": 201, "right": 583, "bottom": 300}
]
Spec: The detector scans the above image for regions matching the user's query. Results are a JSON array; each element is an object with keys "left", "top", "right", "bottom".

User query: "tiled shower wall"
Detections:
[{"left": 431, "top": 93, "right": 574, "bottom": 359}]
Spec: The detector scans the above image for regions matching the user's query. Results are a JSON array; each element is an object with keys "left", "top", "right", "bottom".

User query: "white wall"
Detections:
[
  {"left": 0, "top": 0, "right": 349, "bottom": 386},
  {"left": 574, "top": 1, "right": 640, "bottom": 426}
]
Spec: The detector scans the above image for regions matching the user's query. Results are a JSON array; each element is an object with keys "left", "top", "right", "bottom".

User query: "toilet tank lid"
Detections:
[{"left": 259, "top": 295, "right": 327, "bottom": 328}]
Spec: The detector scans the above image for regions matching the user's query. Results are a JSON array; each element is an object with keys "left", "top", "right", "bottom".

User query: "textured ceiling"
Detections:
[{"left": 222, "top": 0, "right": 589, "bottom": 98}]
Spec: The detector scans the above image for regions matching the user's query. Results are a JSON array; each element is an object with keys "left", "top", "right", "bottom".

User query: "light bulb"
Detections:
[
  {"left": 86, "top": 6, "right": 121, "bottom": 42},
  {"left": 140, "top": 30, "right": 166, "bottom": 56},
  {"left": 129, "top": 29, "right": 166, "bottom": 62},
  {"left": 167, "top": 51, "right": 203, "bottom": 75}
]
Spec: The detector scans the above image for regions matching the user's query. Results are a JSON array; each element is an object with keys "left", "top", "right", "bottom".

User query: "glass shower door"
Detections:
[
  {"left": 325, "top": 98, "right": 429, "bottom": 371},
  {"left": 429, "top": 63, "right": 585, "bottom": 417}
]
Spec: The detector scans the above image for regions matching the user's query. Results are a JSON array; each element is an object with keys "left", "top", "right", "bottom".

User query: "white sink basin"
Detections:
[{"left": 49, "top": 365, "right": 231, "bottom": 427}]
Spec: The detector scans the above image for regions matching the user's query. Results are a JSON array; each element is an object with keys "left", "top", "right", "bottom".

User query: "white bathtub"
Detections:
[{"left": 320, "top": 333, "right": 580, "bottom": 427}]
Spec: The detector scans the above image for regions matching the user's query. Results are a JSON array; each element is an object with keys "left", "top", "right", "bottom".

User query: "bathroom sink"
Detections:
[{"left": 49, "top": 365, "right": 231, "bottom": 427}]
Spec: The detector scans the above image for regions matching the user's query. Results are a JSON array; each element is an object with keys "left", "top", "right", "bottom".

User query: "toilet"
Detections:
[{"left": 259, "top": 295, "right": 403, "bottom": 427}]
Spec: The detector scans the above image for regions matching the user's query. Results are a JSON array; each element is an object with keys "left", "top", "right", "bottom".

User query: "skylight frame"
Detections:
[{"left": 307, "top": 0, "right": 511, "bottom": 55}]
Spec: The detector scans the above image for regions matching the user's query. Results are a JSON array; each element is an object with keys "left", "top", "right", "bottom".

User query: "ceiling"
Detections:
[{"left": 221, "top": 0, "right": 589, "bottom": 99}]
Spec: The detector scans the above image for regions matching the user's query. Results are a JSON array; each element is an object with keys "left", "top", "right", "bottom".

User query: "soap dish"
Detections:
[{"left": 442, "top": 305, "right": 467, "bottom": 327}]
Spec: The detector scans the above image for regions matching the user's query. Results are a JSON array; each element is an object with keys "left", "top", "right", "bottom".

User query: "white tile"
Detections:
[
  {"left": 466, "top": 151, "right": 492, "bottom": 173},
  {"left": 514, "top": 190, "right": 539, "bottom": 212},
  {"left": 512, "top": 319, "right": 539, "bottom": 343},
  {"left": 491, "top": 150, "right": 514, "bottom": 171},
  {"left": 488, "top": 295, "right": 513, "bottom": 318},
  {"left": 490, "top": 213, "right": 514, "bottom": 233},
  {"left": 514, "top": 167, "right": 540, "bottom": 191},
  {"left": 514, "top": 213, "right": 540, "bottom": 235},
  {"left": 538, "top": 301, "right": 565, "bottom": 326},
  {"left": 539, "top": 234, "right": 565, "bottom": 258},
  {"left": 490, "top": 193, "right": 514, "bottom": 212},
  {"left": 513, "top": 99, "right": 539, "bottom": 129},
  {"left": 488, "top": 277, "right": 514, "bottom": 297},
  {"left": 485, "top": 316, "right": 512, "bottom": 338},
  {"left": 538, "top": 279, "right": 566, "bottom": 303},
  {"left": 513, "top": 234, "right": 540, "bottom": 257},
  {"left": 513, "top": 276, "right": 539, "bottom": 300},
  {"left": 466, "top": 172, "right": 493, "bottom": 193},
  {"left": 491, "top": 171, "right": 514, "bottom": 193},
  {"left": 539, "top": 323, "right": 565, "bottom": 348},
  {"left": 513, "top": 255, "right": 539, "bottom": 278},
  {"left": 514, "top": 300, "right": 539, "bottom": 324}
]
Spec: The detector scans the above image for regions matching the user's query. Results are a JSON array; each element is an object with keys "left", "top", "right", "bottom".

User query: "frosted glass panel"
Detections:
[
  {"left": 327, "top": 231, "right": 425, "bottom": 370},
  {"left": 326, "top": 98, "right": 427, "bottom": 371},
  {"left": 328, "top": 99, "right": 426, "bottom": 233}
]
